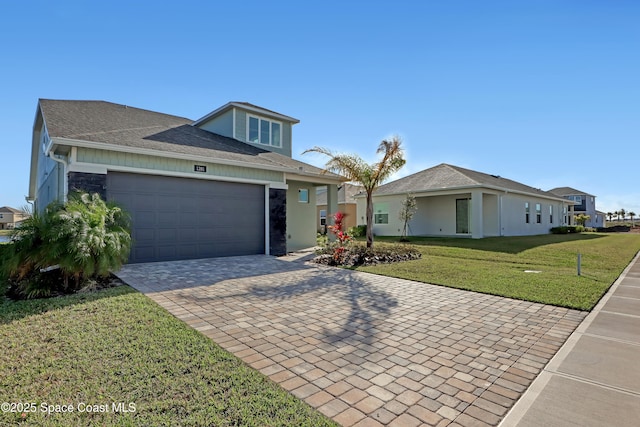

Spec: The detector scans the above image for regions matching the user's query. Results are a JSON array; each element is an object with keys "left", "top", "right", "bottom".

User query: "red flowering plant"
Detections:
[{"left": 327, "top": 211, "right": 352, "bottom": 263}]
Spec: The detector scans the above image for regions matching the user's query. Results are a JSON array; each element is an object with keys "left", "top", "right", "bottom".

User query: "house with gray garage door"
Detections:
[{"left": 28, "top": 99, "right": 344, "bottom": 263}]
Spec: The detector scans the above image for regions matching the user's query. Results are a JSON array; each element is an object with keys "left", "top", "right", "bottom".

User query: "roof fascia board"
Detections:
[
  {"left": 28, "top": 106, "right": 45, "bottom": 200},
  {"left": 285, "top": 172, "right": 344, "bottom": 185}
]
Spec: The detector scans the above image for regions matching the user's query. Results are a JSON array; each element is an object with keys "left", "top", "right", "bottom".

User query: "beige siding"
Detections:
[
  {"left": 76, "top": 147, "right": 284, "bottom": 183},
  {"left": 286, "top": 181, "right": 317, "bottom": 251}
]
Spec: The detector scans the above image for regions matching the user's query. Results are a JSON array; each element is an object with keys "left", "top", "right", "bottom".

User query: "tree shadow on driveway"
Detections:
[
  {"left": 249, "top": 267, "right": 398, "bottom": 348},
  {"left": 171, "top": 263, "right": 399, "bottom": 350}
]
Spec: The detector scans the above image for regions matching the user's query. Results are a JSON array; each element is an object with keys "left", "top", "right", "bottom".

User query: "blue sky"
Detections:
[{"left": 2, "top": 1, "right": 638, "bottom": 216}]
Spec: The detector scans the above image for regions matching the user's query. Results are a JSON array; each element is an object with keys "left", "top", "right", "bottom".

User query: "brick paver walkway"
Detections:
[{"left": 116, "top": 255, "right": 586, "bottom": 427}]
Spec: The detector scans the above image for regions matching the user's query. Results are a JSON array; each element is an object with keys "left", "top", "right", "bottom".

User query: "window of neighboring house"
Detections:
[
  {"left": 320, "top": 209, "right": 327, "bottom": 226},
  {"left": 374, "top": 203, "right": 389, "bottom": 224},
  {"left": 0, "top": 214, "right": 3, "bottom": 219},
  {"left": 536, "top": 203, "right": 542, "bottom": 223},
  {"left": 298, "top": 189, "right": 309, "bottom": 203},
  {"left": 563, "top": 206, "right": 568, "bottom": 224},
  {"left": 525, "top": 202, "right": 530, "bottom": 223},
  {"left": 456, "top": 198, "right": 470, "bottom": 234},
  {"left": 549, "top": 205, "right": 553, "bottom": 223},
  {"left": 248, "top": 116, "right": 282, "bottom": 147}
]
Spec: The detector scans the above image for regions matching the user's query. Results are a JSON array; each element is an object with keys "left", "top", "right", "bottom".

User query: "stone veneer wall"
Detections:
[
  {"left": 68, "top": 172, "right": 107, "bottom": 200},
  {"left": 269, "top": 188, "right": 287, "bottom": 256}
]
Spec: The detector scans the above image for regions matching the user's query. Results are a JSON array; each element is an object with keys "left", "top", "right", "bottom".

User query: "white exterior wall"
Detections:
[
  {"left": 500, "top": 193, "right": 566, "bottom": 236},
  {"left": 360, "top": 189, "right": 570, "bottom": 238}
]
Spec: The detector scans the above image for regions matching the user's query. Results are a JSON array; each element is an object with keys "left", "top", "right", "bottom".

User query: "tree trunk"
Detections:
[{"left": 366, "top": 191, "right": 374, "bottom": 248}]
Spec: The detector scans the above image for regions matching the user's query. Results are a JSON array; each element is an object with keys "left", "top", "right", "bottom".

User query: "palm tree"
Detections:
[
  {"left": 615, "top": 210, "right": 621, "bottom": 221},
  {"left": 619, "top": 208, "right": 626, "bottom": 221},
  {"left": 629, "top": 211, "right": 636, "bottom": 227},
  {"left": 304, "top": 136, "right": 406, "bottom": 248},
  {"left": 607, "top": 212, "right": 613, "bottom": 223}
]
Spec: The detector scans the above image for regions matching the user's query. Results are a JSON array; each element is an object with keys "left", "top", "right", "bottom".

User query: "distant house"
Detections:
[
  {"left": 0, "top": 206, "right": 30, "bottom": 230},
  {"left": 28, "top": 99, "right": 344, "bottom": 263},
  {"left": 548, "top": 187, "right": 603, "bottom": 228},
  {"left": 356, "top": 163, "right": 573, "bottom": 238},
  {"left": 316, "top": 183, "right": 363, "bottom": 233}
]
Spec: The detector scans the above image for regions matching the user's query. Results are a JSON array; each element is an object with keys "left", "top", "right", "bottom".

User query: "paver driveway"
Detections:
[{"left": 116, "top": 255, "right": 586, "bottom": 427}]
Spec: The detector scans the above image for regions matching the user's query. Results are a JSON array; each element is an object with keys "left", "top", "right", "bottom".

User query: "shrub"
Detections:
[
  {"left": 2, "top": 192, "right": 131, "bottom": 299},
  {"left": 550, "top": 226, "right": 583, "bottom": 234},
  {"left": 313, "top": 242, "right": 421, "bottom": 267},
  {"left": 348, "top": 225, "right": 367, "bottom": 237}
]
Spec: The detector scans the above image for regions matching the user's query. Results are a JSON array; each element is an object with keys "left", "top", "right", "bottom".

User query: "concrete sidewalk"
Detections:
[{"left": 500, "top": 252, "right": 640, "bottom": 426}]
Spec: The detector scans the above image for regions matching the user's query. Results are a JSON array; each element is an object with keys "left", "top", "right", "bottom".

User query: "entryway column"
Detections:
[
  {"left": 471, "top": 190, "right": 483, "bottom": 239},
  {"left": 326, "top": 184, "right": 339, "bottom": 241}
]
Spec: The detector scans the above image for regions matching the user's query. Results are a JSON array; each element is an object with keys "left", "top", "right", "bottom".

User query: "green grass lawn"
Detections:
[
  {"left": 357, "top": 233, "right": 640, "bottom": 310},
  {"left": 0, "top": 286, "right": 337, "bottom": 427}
]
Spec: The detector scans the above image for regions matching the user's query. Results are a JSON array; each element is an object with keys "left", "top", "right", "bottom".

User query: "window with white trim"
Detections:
[
  {"left": 549, "top": 205, "right": 553, "bottom": 223},
  {"left": 536, "top": 203, "right": 542, "bottom": 224},
  {"left": 248, "top": 115, "right": 281, "bottom": 147},
  {"left": 525, "top": 202, "right": 530, "bottom": 223},
  {"left": 374, "top": 203, "right": 389, "bottom": 224},
  {"left": 320, "top": 209, "right": 327, "bottom": 226}
]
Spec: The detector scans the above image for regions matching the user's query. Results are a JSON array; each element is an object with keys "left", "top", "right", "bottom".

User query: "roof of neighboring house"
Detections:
[
  {"left": 548, "top": 187, "right": 595, "bottom": 197},
  {"left": 0, "top": 206, "right": 23, "bottom": 214},
  {"left": 316, "top": 183, "right": 364, "bottom": 205},
  {"left": 371, "top": 163, "right": 567, "bottom": 201},
  {"left": 38, "top": 99, "right": 337, "bottom": 179}
]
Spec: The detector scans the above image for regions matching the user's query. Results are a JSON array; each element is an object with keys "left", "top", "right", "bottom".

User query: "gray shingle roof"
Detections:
[
  {"left": 373, "top": 163, "right": 564, "bottom": 200},
  {"left": 548, "top": 187, "right": 595, "bottom": 197},
  {"left": 39, "top": 99, "right": 338, "bottom": 179},
  {"left": 316, "top": 183, "right": 363, "bottom": 205}
]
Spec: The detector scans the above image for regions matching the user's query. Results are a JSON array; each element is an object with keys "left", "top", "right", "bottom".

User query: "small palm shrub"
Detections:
[{"left": 1, "top": 192, "right": 131, "bottom": 299}]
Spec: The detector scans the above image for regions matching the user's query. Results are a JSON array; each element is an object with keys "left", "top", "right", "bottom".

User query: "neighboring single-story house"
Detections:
[
  {"left": 548, "top": 187, "right": 603, "bottom": 228},
  {"left": 356, "top": 163, "right": 574, "bottom": 238},
  {"left": 28, "top": 100, "right": 344, "bottom": 263},
  {"left": 316, "top": 183, "right": 363, "bottom": 233},
  {"left": 0, "top": 206, "right": 30, "bottom": 230}
]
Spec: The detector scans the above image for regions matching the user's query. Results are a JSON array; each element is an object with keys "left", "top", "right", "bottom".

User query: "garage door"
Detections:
[{"left": 107, "top": 172, "right": 265, "bottom": 263}]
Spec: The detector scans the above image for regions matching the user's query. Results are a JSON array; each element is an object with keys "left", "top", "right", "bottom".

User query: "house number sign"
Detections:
[{"left": 194, "top": 165, "right": 207, "bottom": 173}]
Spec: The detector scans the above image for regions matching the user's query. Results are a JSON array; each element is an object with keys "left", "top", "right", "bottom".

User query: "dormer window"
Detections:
[{"left": 248, "top": 115, "right": 281, "bottom": 147}]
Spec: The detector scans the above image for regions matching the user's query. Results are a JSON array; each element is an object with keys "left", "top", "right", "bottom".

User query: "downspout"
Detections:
[{"left": 48, "top": 151, "right": 68, "bottom": 203}]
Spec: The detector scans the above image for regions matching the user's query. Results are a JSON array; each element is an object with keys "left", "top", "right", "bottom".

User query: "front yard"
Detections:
[
  {"left": 0, "top": 286, "right": 337, "bottom": 426},
  {"left": 357, "top": 233, "right": 640, "bottom": 310}
]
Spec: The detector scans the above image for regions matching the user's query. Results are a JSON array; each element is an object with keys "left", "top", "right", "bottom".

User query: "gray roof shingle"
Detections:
[
  {"left": 548, "top": 187, "right": 595, "bottom": 197},
  {"left": 373, "top": 163, "right": 564, "bottom": 200},
  {"left": 39, "top": 99, "right": 339, "bottom": 179}
]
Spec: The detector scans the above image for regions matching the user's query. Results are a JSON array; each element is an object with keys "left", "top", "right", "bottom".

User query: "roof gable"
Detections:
[
  {"left": 548, "top": 187, "right": 595, "bottom": 197},
  {"left": 192, "top": 101, "right": 300, "bottom": 127},
  {"left": 0, "top": 206, "right": 22, "bottom": 213}
]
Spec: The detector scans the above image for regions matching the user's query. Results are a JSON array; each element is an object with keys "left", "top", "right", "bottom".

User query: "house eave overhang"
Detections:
[
  {"left": 360, "top": 184, "right": 573, "bottom": 203},
  {"left": 285, "top": 172, "right": 346, "bottom": 185},
  {"left": 50, "top": 137, "right": 337, "bottom": 181},
  {"left": 193, "top": 102, "right": 300, "bottom": 127}
]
